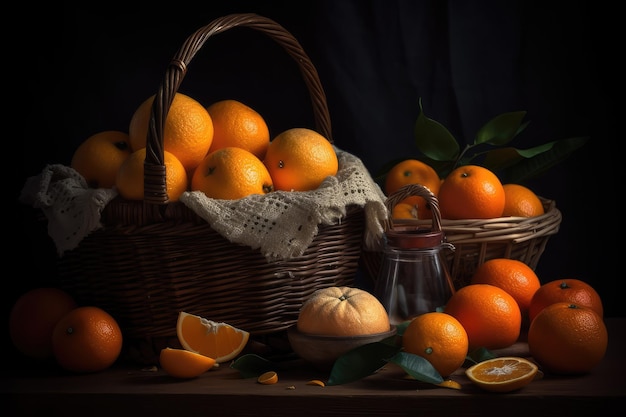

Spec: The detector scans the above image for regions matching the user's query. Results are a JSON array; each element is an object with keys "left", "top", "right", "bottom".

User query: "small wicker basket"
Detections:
[
  {"left": 50, "top": 14, "right": 369, "bottom": 358},
  {"left": 362, "top": 188, "right": 562, "bottom": 290}
]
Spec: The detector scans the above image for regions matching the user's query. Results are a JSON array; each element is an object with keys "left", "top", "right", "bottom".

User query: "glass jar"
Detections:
[
  {"left": 373, "top": 183, "right": 456, "bottom": 324},
  {"left": 374, "top": 228, "right": 455, "bottom": 324}
]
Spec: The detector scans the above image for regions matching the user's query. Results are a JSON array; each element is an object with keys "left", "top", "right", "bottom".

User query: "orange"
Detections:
[
  {"left": 115, "top": 147, "right": 188, "bottom": 202},
  {"left": 52, "top": 306, "right": 123, "bottom": 373},
  {"left": 176, "top": 311, "right": 250, "bottom": 363},
  {"left": 206, "top": 99, "right": 270, "bottom": 159},
  {"left": 128, "top": 93, "right": 213, "bottom": 173},
  {"left": 444, "top": 284, "right": 521, "bottom": 350},
  {"left": 402, "top": 312, "right": 468, "bottom": 377},
  {"left": 9, "top": 287, "right": 77, "bottom": 360},
  {"left": 296, "top": 286, "right": 390, "bottom": 337},
  {"left": 191, "top": 146, "right": 274, "bottom": 199},
  {"left": 528, "top": 302, "right": 608, "bottom": 374},
  {"left": 391, "top": 202, "right": 419, "bottom": 220},
  {"left": 159, "top": 347, "right": 216, "bottom": 379},
  {"left": 502, "top": 183, "right": 545, "bottom": 217},
  {"left": 528, "top": 278, "right": 603, "bottom": 323},
  {"left": 257, "top": 371, "right": 279, "bottom": 385},
  {"left": 263, "top": 127, "right": 338, "bottom": 192},
  {"left": 70, "top": 130, "right": 132, "bottom": 189},
  {"left": 384, "top": 159, "right": 441, "bottom": 219},
  {"left": 438, "top": 165, "right": 505, "bottom": 219},
  {"left": 465, "top": 357, "right": 538, "bottom": 392},
  {"left": 470, "top": 258, "right": 541, "bottom": 320}
]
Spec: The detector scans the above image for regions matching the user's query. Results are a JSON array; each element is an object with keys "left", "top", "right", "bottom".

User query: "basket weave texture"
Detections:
[
  {"left": 363, "top": 185, "right": 562, "bottom": 290},
  {"left": 25, "top": 14, "right": 388, "bottom": 344}
]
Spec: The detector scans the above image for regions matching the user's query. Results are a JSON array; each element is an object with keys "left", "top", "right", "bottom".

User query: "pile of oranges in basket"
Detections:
[
  {"left": 70, "top": 94, "right": 339, "bottom": 202},
  {"left": 384, "top": 158, "right": 545, "bottom": 221}
]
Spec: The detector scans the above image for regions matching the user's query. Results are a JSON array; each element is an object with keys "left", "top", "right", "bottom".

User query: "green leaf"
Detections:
[
  {"left": 394, "top": 320, "right": 412, "bottom": 337},
  {"left": 466, "top": 347, "right": 496, "bottom": 365},
  {"left": 387, "top": 351, "right": 443, "bottom": 384},
  {"left": 326, "top": 342, "right": 401, "bottom": 386},
  {"left": 497, "top": 136, "right": 588, "bottom": 183},
  {"left": 481, "top": 141, "right": 558, "bottom": 173},
  {"left": 414, "top": 100, "right": 460, "bottom": 161},
  {"left": 230, "top": 354, "right": 276, "bottom": 378},
  {"left": 474, "top": 111, "right": 528, "bottom": 146},
  {"left": 481, "top": 147, "right": 525, "bottom": 173}
]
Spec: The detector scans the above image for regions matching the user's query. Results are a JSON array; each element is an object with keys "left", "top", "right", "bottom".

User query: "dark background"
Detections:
[{"left": 10, "top": 0, "right": 620, "bottom": 325}]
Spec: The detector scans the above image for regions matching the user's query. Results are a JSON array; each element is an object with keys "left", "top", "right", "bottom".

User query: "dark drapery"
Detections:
[{"left": 308, "top": 0, "right": 605, "bottom": 175}]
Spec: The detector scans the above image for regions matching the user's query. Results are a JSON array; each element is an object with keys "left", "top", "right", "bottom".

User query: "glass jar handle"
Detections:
[{"left": 384, "top": 183, "right": 442, "bottom": 233}]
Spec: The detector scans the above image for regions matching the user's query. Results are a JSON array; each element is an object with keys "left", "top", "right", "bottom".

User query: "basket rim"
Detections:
[{"left": 391, "top": 196, "right": 562, "bottom": 244}]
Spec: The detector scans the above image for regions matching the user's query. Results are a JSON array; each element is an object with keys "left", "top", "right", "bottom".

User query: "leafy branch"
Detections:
[{"left": 381, "top": 99, "right": 588, "bottom": 184}]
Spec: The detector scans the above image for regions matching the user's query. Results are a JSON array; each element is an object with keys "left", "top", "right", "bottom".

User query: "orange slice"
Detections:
[
  {"left": 436, "top": 379, "right": 462, "bottom": 390},
  {"left": 306, "top": 379, "right": 326, "bottom": 387},
  {"left": 176, "top": 311, "right": 250, "bottom": 363},
  {"left": 159, "top": 347, "right": 216, "bottom": 379},
  {"left": 465, "top": 356, "right": 538, "bottom": 392},
  {"left": 257, "top": 371, "right": 278, "bottom": 385}
]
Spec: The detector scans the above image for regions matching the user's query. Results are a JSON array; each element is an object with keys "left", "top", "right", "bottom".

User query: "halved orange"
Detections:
[
  {"left": 176, "top": 311, "right": 250, "bottom": 363},
  {"left": 159, "top": 347, "right": 216, "bottom": 379},
  {"left": 465, "top": 356, "right": 538, "bottom": 392}
]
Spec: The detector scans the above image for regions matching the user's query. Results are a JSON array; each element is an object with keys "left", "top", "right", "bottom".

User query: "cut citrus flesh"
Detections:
[
  {"left": 257, "top": 371, "right": 278, "bottom": 385},
  {"left": 436, "top": 379, "right": 462, "bottom": 390},
  {"left": 176, "top": 311, "right": 250, "bottom": 363},
  {"left": 306, "top": 379, "right": 326, "bottom": 387},
  {"left": 159, "top": 347, "right": 216, "bottom": 379},
  {"left": 465, "top": 356, "right": 538, "bottom": 392}
]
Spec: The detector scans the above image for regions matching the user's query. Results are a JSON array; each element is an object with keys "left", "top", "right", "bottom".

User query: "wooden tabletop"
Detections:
[{"left": 3, "top": 318, "right": 625, "bottom": 417}]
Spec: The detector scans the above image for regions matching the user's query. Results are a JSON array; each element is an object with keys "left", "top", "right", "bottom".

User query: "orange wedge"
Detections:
[
  {"left": 257, "top": 371, "right": 278, "bottom": 385},
  {"left": 306, "top": 379, "right": 326, "bottom": 387},
  {"left": 159, "top": 347, "right": 216, "bottom": 379},
  {"left": 465, "top": 356, "right": 538, "bottom": 392},
  {"left": 176, "top": 311, "right": 250, "bottom": 363}
]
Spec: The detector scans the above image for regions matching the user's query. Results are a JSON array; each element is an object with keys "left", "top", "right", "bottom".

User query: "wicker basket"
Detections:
[
  {"left": 362, "top": 187, "right": 562, "bottom": 291},
  {"left": 52, "top": 14, "right": 368, "bottom": 354}
]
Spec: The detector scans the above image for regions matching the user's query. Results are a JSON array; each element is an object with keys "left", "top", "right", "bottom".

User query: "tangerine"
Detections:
[
  {"left": 128, "top": 93, "right": 213, "bottom": 173},
  {"left": 384, "top": 159, "right": 441, "bottom": 219},
  {"left": 9, "top": 288, "right": 77, "bottom": 360},
  {"left": 191, "top": 146, "right": 274, "bottom": 199},
  {"left": 502, "top": 183, "right": 545, "bottom": 217},
  {"left": 206, "top": 99, "right": 270, "bottom": 159},
  {"left": 470, "top": 258, "right": 541, "bottom": 320},
  {"left": 70, "top": 131, "right": 132, "bottom": 189},
  {"left": 263, "top": 128, "right": 338, "bottom": 192},
  {"left": 528, "top": 302, "right": 607, "bottom": 374},
  {"left": 402, "top": 312, "right": 468, "bottom": 377},
  {"left": 528, "top": 278, "right": 603, "bottom": 323},
  {"left": 444, "top": 284, "right": 521, "bottom": 350},
  {"left": 52, "top": 306, "right": 123, "bottom": 373},
  {"left": 297, "top": 286, "right": 390, "bottom": 337},
  {"left": 438, "top": 165, "right": 505, "bottom": 219},
  {"left": 391, "top": 202, "right": 419, "bottom": 220},
  {"left": 115, "top": 147, "right": 188, "bottom": 202}
]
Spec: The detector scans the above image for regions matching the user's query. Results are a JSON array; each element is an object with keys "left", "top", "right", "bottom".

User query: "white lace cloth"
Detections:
[{"left": 20, "top": 148, "right": 387, "bottom": 260}]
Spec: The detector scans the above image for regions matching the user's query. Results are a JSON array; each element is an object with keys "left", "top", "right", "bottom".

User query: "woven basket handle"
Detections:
[
  {"left": 144, "top": 13, "right": 331, "bottom": 204},
  {"left": 384, "top": 183, "right": 442, "bottom": 232}
]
